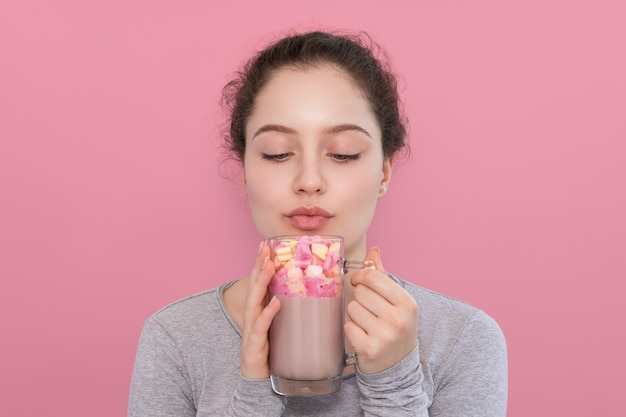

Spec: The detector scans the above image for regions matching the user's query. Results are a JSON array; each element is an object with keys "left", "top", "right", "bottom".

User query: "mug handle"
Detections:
[
  {"left": 342, "top": 259, "right": 376, "bottom": 273},
  {"left": 341, "top": 259, "right": 375, "bottom": 369}
]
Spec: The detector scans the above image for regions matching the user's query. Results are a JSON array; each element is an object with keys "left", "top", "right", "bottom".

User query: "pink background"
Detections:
[{"left": 1, "top": 1, "right": 625, "bottom": 416}]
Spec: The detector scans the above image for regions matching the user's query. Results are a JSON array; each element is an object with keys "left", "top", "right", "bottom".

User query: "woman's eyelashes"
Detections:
[
  {"left": 261, "top": 152, "right": 361, "bottom": 163},
  {"left": 261, "top": 152, "right": 291, "bottom": 161},
  {"left": 329, "top": 153, "right": 361, "bottom": 162}
]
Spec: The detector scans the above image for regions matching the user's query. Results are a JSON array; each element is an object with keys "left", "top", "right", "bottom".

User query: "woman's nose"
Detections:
[{"left": 293, "top": 156, "right": 326, "bottom": 194}]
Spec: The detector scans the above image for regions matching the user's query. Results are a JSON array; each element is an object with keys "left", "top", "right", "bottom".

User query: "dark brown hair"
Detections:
[{"left": 221, "top": 30, "right": 408, "bottom": 163}]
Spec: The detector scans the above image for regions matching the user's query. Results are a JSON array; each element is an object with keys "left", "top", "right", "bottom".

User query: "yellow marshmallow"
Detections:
[
  {"left": 275, "top": 246, "right": 293, "bottom": 262},
  {"left": 328, "top": 242, "right": 341, "bottom": 254},
  {"left": 311, "top": 243, "right": 329, "bottom": 260}
]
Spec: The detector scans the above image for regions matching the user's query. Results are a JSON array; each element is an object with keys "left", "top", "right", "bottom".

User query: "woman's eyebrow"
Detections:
[
  {"left": 252, "top": 124, "right": 296, "bottom": 139},
  {"left": 251, "top": 123, "right": 372, "bottom": 139},
  {"left": 323, "top": 124, "right": 372, "bottom": 138}
]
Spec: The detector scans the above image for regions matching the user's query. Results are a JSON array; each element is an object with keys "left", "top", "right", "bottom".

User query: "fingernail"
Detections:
[
  {"left": 260, "top": 256, "right": 269, "bottom": 271},
  {"left": 257, "top": 241, "right": 264, "bottom": 256},
  {"left": 268, "top": 295, "right": 277, "bottom": 306},
  {"left": 363, "top": 260, "right": 376, "bottom": 270}
]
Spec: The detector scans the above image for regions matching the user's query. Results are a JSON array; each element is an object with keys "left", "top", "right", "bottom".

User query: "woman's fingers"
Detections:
[
  {"left": 246, "top": 295, "right": 280, "bottom": 343},
  {"left": 246, "top": 244, "right": 273, "bottom": 307},
  {"left": 345, "top": 247, "right": 419, "bottom": 374},
  {"left": 350, "top": 283, "right": 388, "bottom": 319},
  {"left": 240, "top": 241, "right": 279, "bottom": 380},
  {"left": 350, "top": 249, "right": 406, "bottom": 307}
]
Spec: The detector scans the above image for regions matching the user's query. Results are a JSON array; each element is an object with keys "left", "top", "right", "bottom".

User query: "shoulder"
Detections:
[
  {"left": 393, "top": 274, "right": 503, "bottom": 337},
  {"left": 394, "top": 275, "right": 475, "bottom": 320},
  {"left": 390, "top": 274, "right": 506, "bottom": 372},
  {"left": 392, "top": 275, "right": 508, "bottom": 412},
  {"left": 153, "top": 288, "right": 217, "bottom": 322},
  {"left": 146, "top": 280, "right": 238, "bottom": 337}
]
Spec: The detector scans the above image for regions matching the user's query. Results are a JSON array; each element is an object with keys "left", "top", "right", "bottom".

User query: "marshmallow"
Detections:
[
  {"left": 311, "top": 243, "right": 329, "bottom": 260},
  {"left": 271, "top": 236, "right": 344, "bottom": 298},
  {"left": 275, "top": 246, "right": 293, "bottom": 262},
  {"left": 305, "top": 264, "right": 324, "bottom": 278}
]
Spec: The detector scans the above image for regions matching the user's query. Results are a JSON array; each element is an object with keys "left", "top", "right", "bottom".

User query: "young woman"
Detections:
[{"left": 128, "top": 31, "right": 508, "bottom": 416}]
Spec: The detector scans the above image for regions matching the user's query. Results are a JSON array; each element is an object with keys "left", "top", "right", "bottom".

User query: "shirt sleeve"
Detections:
[
  {"left": 355, "top": 345, "right": 430, "bottom": 416},
  {"left": 128, "top": 317, "right": 196, "bottom": 417},
  {"left": 226, "top": 375, "right": 285, "bottom": 416},
  {"left": 428, "top": 310, "right": 508, "bottom": 417},
  {"left": 128, "top": 317, "right": 286, "bottom": 417}
]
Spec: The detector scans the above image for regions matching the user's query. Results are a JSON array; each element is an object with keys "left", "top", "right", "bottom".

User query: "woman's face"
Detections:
[{"left": 243, "top": 65, "right": 392, "bottom": 259}]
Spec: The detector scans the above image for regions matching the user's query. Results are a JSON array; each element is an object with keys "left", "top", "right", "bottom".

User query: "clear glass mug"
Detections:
[{"left": 267, "top": 235, "right": 373, "bottom": 397}]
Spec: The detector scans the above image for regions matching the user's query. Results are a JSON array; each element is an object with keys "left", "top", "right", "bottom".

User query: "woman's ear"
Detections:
[{"left": 379, "top": 157, "right": 393, "bottom": 197}]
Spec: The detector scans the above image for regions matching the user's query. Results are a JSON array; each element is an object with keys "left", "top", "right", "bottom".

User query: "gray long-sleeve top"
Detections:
[{"left": 128, "top": 275, "right": 508, "bottom": 416}]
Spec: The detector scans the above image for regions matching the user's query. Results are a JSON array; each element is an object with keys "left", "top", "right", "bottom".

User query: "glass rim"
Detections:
[{"left": 268, "top": 234, "right": 344, "bottom": 241}]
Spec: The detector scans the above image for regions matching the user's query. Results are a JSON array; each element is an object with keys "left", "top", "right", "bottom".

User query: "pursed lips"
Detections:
[{"left": 286, "top": 207, "right": 333, "bottom": 231}]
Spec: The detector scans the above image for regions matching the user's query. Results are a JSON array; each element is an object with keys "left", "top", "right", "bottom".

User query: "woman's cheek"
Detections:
[
  {"left": 246, "top": 169, "right": 287, "bottom": 208},
  {"left": 342, "top": 168, "right": 381, "bottom": 202}
]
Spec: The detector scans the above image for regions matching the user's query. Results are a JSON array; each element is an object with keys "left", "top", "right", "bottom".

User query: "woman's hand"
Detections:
[
  {"left": 240, "top": 241, "right": 281, "bottom": 380},
  {"left": 344, "top": 247, "right": 419, "bottom": 374}
]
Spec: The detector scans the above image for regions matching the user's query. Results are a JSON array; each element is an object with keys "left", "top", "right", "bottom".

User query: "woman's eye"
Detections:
[
  {"left": 261, "top": 152, "right": 291, "bottom": 161},
  {"left": 330, "top": 153, "right": 360, "bottom": 162}
]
